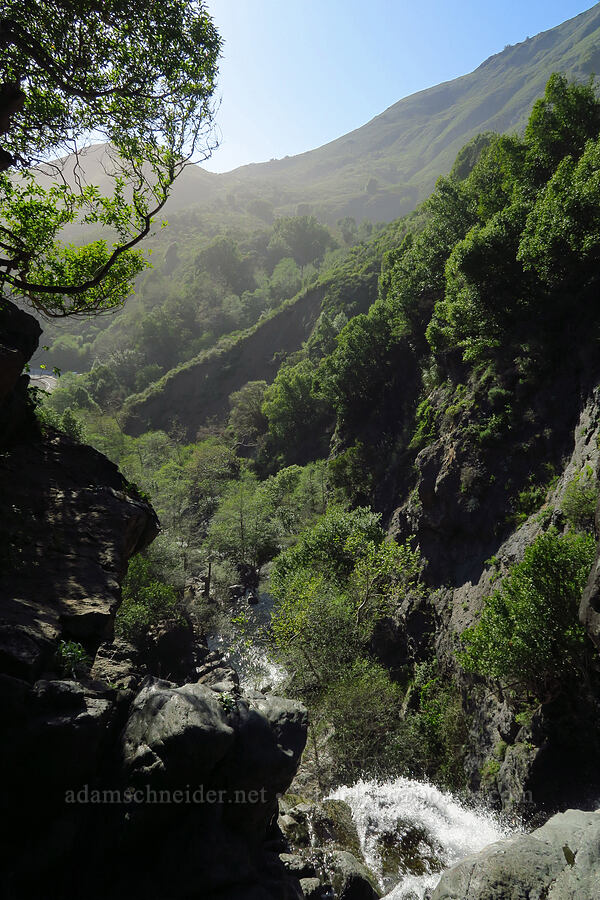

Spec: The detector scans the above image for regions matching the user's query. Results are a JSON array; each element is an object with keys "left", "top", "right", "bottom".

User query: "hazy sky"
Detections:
[{"left": 202, "top": 0, "right": 597, "bottom": 173}]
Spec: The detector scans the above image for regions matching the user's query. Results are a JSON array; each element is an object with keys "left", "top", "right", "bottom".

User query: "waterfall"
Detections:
[{"left": 329, "top": 777, "right": 515, "bottom": 899}]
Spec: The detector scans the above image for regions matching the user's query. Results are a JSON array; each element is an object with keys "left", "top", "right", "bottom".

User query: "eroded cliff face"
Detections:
[
  {"left": 0, "top": 301, "right": 308, "bottom": 900},
  {"left": 387, "top": 379, "right": 600, "bottom": 816}
]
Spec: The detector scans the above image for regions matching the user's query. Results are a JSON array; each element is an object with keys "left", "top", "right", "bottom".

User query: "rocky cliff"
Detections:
[
  {"left": 0, "top": 300, "right": 308, "bottom": 900},
  {"left": 387, "top": 371, "right": 600, "bottom": 818}
]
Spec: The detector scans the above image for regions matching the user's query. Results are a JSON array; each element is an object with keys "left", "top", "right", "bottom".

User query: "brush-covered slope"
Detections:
[
  {"left": 171, "top": 4, "right": 600, "bottom": 227},
  {"left": 36, "top": 5, "right": 600, "bottom": 381},
  {"left": 120, "top": 227, "right": 394, "bottom": 437}
]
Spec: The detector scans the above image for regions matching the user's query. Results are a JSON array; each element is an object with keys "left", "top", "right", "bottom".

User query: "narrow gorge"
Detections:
[{"left": 3, "top": 4, "right": 600, "bottom": 899}]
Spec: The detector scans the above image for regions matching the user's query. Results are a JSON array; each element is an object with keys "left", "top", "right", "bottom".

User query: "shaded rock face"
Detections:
[
  {"left": 0, "top": 301, "right": 308, "bottom": 900},
  {"left": 444, "top": 390, "right": 600, "bottom": 815},
  {"left": 0, "top": 302, "right": 158, "bottom": 684},
  {"left": 431, "top": 809, "right": 600, "bottom": 900},
  {"left": 123, "top": 678, "right": 307, "bottom": 813},
  {"left": 0, "top": 431, "right": 159, "bottom": 680},
  {"left": 0, "top": 300, "right": 42, "bottom": 443},
  {"left": 2, "top": 675, "right": 308, "bottom": 900},
  {"left": 580, "top": 494, "right": 600, "bottom": 649}
]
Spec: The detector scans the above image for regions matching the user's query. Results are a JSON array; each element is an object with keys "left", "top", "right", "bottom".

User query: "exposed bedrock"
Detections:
[
  {"left": 431, "top": 809, "right": 600, "bottom": 900},
  {"left": 0, "top": 299, "right": 307, "bottom": 900}
]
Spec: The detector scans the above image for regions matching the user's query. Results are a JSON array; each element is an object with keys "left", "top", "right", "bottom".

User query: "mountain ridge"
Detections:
[{"left": 170, "top": 3, "right": 600, "bottom": 225}]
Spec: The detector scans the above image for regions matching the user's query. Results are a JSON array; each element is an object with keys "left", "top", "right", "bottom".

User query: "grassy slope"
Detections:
[
  {"left": 170, "top": 4, "right": 600, "bottom": 226},
  {"left": 57, "top": 5, "right": 600, "bottom": 231}
]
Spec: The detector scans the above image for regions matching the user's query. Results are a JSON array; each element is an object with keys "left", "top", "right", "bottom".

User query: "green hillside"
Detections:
[
  {"left": 34, "top": 4, "right": 600, "bottom": 388},
  {"left": 167, "top": 3, "right": 600, "bottom": 226}
]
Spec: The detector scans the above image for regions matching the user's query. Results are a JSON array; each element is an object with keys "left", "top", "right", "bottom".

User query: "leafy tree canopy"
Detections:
[
  {"left": 459, "top": 529, "right": 595, "bottom": 697},
  {"left": 270, "top": 215, "right": 334, "bottom": 270},
  {"left": 0, "top": 0, "right": 221, "bottom": 315}
]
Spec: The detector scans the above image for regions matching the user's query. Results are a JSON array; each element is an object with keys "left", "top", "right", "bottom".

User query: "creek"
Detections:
[{"left": 210, "top": 594, "right": 515, "bottom": 898}]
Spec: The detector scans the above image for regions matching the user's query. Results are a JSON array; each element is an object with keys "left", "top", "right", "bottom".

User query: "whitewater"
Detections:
[{"left": 330, "top": 777, "right": 515, "bottom": 899}]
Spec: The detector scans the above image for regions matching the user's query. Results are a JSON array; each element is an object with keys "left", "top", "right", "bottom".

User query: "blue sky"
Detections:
[{"left": 202, "top": 1, "right": 597, "bottom": 173}]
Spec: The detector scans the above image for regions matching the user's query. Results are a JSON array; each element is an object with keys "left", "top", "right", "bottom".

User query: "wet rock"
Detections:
[
  {"left": 300, "top": 877, "right": 329, "bottom": 899},
  {"left": 279, "top": 798, "right": 381, "bottom": 900},
  {"left": 431, "top": 809, "right": 600, "bottom": 900},
  {"left": 280, "top": 798, "right": 363, "bottom": 856},
  {"left": 280, "top": 853, "right": 317, "bottom": 879},
  {"left": 325, "top": 850, "right": 381, "bottom": 899},
  {"left": 196, "top": 653, "right": 241, "bottom": 694},
  {"left": 376, "top": 820, "right": 444, "bottom": 889}
]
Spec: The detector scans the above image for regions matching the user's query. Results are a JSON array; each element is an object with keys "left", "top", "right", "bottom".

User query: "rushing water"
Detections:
[
  {"left": 211, "top": 598, "right": 514, "bottom": 898},
  {"left": 207, "top": 592, "right": 286, "bottom": 691},
  {"left": 329, "top": 777, "right": 515, "bottom": 899}
]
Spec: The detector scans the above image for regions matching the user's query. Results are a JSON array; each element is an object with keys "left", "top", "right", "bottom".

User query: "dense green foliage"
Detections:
[
  {"left": 37, "top": 213, "right": 349, "bottom": 394},
  {"left": 561, "top": 467, "right": 599, "bottom": 532},
  {"left": 116, "top": 552, "right": 182, "bottom": 642},
  {"left": 460, "top": 529, "right": 596, "bottom": 697},
  {"left": 246, "top": 74, "right": 600, "bottom": 517},
  {"left": 32, "top": 71, "right": 600, "bottom": 795},
  {"left": 268, "top": 507, "right": 466, "bottom": 784}
]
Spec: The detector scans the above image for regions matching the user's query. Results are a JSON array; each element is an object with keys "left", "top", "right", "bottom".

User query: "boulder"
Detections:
[
  {"left": 122, "top": 677, "right": 237, "bottom": 783},
  {"left": 279, "top": 798, "right": 363, "bottom": 859},
  {"left": 0, "top": 299, "right": 42, "bottom": 444},
  {"left": 91, "top": 637, "right": 141, "bottom": 691},
  {"left": 431, "top": 809, "right": 600, "bottom": 899},
  {"left": 325, "top": 850, "right": 381, "bottom": 899},
  {"left": 300, "top": 878, "right": 329, "bottom": 899},
  {"left": 279, "top": 798, "right": 381, "bottom": 900}
]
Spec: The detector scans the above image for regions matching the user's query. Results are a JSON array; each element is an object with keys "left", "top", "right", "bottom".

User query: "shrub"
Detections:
[
  {"left": 116, "top": 554, "right": 182, "bottom": 642},
  {"left": 269, "top": 508, "right": 444, "bottom": 785},
  {"left": 509, "top": 481, "right": 548, "bottom": 527},
  {"left": 409, "top": 397, "right": 439, "bottom": 450},
  {"left": 270, "top": 505, "right": 384, "bottom": 591},
  {"left": 325, "top": 659, "right": 404, "bottom": 780},
  {"left": 561, "top": 467, "right": 598, "bottom": 532},
  {"left": 56, "top": 640, "right": 91, "bottom": 679},
  {"left": 393, "top": 660, "right": 468, "bottom": 788},
  {"left": 459, "top": 529, "right": 596, "bottom": 697}
]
